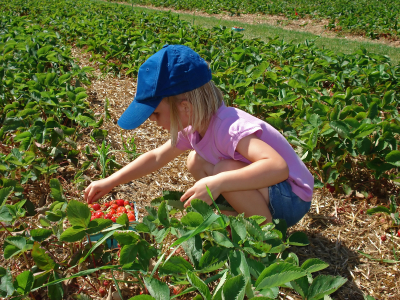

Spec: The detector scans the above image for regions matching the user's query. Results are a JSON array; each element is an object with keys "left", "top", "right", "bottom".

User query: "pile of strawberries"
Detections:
[{"left": 88, "top": 199, "right": 136, "bottom": 222}]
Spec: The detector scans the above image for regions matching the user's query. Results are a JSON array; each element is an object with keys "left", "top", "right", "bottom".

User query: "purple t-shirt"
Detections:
[{"left": 176, "top": 104, "right": 314, "bottom": 202}]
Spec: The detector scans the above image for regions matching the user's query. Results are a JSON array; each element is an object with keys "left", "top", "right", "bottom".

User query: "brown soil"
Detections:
[{"left": 118, "top": 2, "right": 400, "bottom": 48}]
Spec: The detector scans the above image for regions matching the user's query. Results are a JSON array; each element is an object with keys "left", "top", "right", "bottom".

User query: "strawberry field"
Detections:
[
  {"left": 1, "top": 0, "right": 400, "bottom": 299},
  {"left": 124, "top": 0, "right": 400, "bottom": 41}
]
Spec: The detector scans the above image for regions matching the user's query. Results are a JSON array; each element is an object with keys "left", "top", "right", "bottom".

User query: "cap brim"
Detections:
[{"left": 117, "top": 96, "right": 163, "bottom": 130}]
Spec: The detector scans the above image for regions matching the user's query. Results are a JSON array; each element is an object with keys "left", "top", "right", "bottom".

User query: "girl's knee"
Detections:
[
  {"left": 187, "top": 151, "right": 213, "bottom": 179},
  {"left": 213, "top": 159, "right": 247, "bottom": 175}
]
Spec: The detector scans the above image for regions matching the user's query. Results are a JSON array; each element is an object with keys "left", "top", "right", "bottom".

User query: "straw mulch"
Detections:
[{"left": 66, "top": 46, "right": 400, "bottom": 299}]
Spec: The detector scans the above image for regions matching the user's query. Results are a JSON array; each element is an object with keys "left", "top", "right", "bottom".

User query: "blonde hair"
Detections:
[{"left": 168, "top": 81, "right": 224, "bottom": 146}]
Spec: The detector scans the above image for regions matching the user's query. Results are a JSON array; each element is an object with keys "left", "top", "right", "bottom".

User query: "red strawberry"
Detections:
[
  {"left": 326, "top": 184, "right": 335, "bottom": 193},
  {"left": 397, "top": 229, "right": 400, "bottom": 238},
  {"left": 173, "top": 287, "right": 180, "bottom": 295},
  {"left": 92, "top": 203, "right": 101, "bottom": 211},
  {"left": 99, "top": 287, "right": 106, "bottom": 297},
  {"left": 117, "top": 206, "right": 127, "bottom": 214},
  {"left": 127, "top": 212, "right": 135, "bottom": 221},
  {"left": 111, "top": 216, "right": 117, "bottom": 222},
  {"left": 116, "top": 199, "right": 124, "bottom": 206},
  {"left": 104, "top": 280, "right": 110, "bottom": 287},
  {"left": 124, "top": 200, "right": 130, "bottom": 206},
  {"left": 95, "top": 211, "right": 104, "bottom": 218},
  {"left": 381, "top": 234, "right": 387, "bottom": 242}
]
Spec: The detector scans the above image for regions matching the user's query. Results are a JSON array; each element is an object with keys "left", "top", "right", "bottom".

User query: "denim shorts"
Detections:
[{"left": 268, "top": 180, "right": 311, "bottom": 227}]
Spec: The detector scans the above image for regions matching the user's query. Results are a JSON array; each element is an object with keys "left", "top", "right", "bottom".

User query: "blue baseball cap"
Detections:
[{"left": 117, "top": 44, "right": 212, "bottom": 130}]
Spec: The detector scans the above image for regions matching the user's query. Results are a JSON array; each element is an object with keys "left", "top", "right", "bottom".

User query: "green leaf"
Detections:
[
  {"left": 5, "top": 236, "right": 26, "bottom": 251},
  {"left": 366, "top": 206, "right": 391, "bottom": 215},
  {"left": 255, "top": 262, "right": 307, "bottom": 290},
  {"left": 181, "top": 212, "right": 204, "bottom": 227},
  {"left": 170, "top": 213, "right": 220, "bottom": 248},
  {"left": 231, "top": 217, "right": 247, "bottom": 242},
  {"left": 181, "top": 234, "right": 202, "bottom": 269},
  {"left": 290, "top": 276, "right": 309, "bottom": 298},
  {"left": 86, "top": 218, "right": 113, "bottom": 234},
  {"left": 76, "top": 92, "right": 88, "bottom": 101},
  {"left": 0, "top": 206, "right": 12, "bottom": 222},
  {"left": 158, "top": 201, "right": 170, "bottom": 228},
  {"left": 199, "top": 246, "right": 228, "bottom": 270},
  {"left": 14, "top": 270, "right": 34, "bottom": 295},
  {"left": 187, "top": 271, "right": 211, "bottom": 300},
  {"left": 59, "top": 226, "right": 86, "bottom": 242},
  {"left": 30, "top": 229, "right": 52, "bottom": 242},
  {"left": 49, "top": 179, "right": 64, "bottom": 202},
  {"left": 0, "top": 268, "right": 14, "bottom": 297},
  {"left": 128, "top": 296, "right": 156, "bottom": 300},
  {"left": 352, "top": 124, "right": 376, "bottom": 139},
  {"left": 211, "top": 231, "right": 234, "bottom": 248},
  {"left": 222, "top": 274, "right": 246, "bottom": 300},
  {"left": 301, "top": 258, "right": 329, "bottom": 273},
  {"left": 287, "top": 232, "right": 309, "bottom": 246},
  {"left": 166, "top": 200, "right": 185, "bottom": 210},
  {"left": 143, "top": 277, "right": 170, "bottom": 300},
  {"left": 31, "top": 242, "right": 55, "bottom": 271},
  {"left": 58, "top": 74, "right": 71, "bottom": 85},
  {"left": 385, "top": 150, "right": 400, "bottom": 167},
  {"left": 366, "top": 102, "right": 378, "bottom": 120},
  {"left": 190, "top": 199, "right": 213, "bottom": 219},
  {"left": 48, "top": 271, "right": 63, "bottom": 300},
  {"left": 329, "top": 121, "right": 350, "bottom": 139},
  {"left": 4, "top": 244, "right": 21, "bottom": 259},
  {"left": 0, "top": 187, "right": 13, "bottom": 207},
  {"left": 116, "top": 213, "right": 129, "bottom": 230},
  {"left": 159, "top": 256, "right": 193, "bottom": 275},
  {"left": 37, "top": 45, "right": 52, "bottom": 56},
  {"left": 307, "top": 275, "right": 347, "bottom": 300},
  {"left": 229, "top": 250, "right": 250, "bottom": 283},
  {"left": 66, "top": 200, "right": 90, "bottom": 228},
  {"left": 81, "top": 230, "right": 117, "bottom": 264},
  {"left": 113, "top": 231, "right": 140, "bottom": 245},
  {"left": 308, "top": 73, "right": 326, "bottom": 85},
  {"left": 120, "top": 244, "right": 138, "bottom": 265},
  {"left": 45, "top": 73, "right": 56, "bottom": 86}
]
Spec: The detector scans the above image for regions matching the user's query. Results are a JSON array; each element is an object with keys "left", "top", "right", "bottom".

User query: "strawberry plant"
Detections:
[
  {"left": 124, "top": 0, "right": 400, "bottom": 40},
  {"left": 0, "top": 190, "right": 348, "bottom": 299}
]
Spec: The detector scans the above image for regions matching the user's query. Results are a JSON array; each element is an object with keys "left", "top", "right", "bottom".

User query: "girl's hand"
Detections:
[
  {"left": 180, "top": 176, "right": 221, "bottom": 208},
  {"left": 84, "top": 178, "right": 115, "bottom": 204}
]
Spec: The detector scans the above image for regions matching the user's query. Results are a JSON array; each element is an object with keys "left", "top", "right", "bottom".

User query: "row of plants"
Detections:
[
  {"left": 0, "top": 185, "right": 348, "bottom": 299},
  {"left": 5, "top": 0, "right": 399, "bottom": 196},
  {"left": 115, "top": 0, "right": 400, "bottom": 40},
  {"left": 0, "top": 10, "right": 131, "bottom": 201}
]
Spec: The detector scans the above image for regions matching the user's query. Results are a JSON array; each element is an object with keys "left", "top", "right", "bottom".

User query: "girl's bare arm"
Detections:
[
  {"left": 85, "top": 140, "right": 185, "bottom": 203},
  {"left": 181, "top": 134, "right": 289, "bottom": 205}
]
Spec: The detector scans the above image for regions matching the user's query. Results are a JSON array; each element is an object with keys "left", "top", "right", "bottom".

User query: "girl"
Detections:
[{"left": 84, "top": 44, "right": 313, "bottom": 227}]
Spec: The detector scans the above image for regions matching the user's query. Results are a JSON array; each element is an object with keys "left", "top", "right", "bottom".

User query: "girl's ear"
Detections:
[{"left": 179, "top": 100, "right": 192, "bottom": 116}]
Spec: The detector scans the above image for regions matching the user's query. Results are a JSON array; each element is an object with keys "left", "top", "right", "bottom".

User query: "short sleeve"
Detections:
[
  {"left": 176, "top": 130, "right": 193, "bottom": 151},
  {"left": 215, "top": 118, "right": 263, "bottom": 160}
]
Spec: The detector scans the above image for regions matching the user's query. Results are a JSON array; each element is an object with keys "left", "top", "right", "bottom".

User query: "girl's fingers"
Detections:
[
  {"left": 87, "top": 187, "right": 100, "bottom": 204},
  {"left": 180, "top": 189, "right": 193, "bottom": 202},
  {"left": 183, "top": 196, "right": 194, "bottom": 208}
]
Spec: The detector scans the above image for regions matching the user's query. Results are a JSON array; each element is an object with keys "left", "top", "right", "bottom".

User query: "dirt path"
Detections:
[{"left": 115, "top": 2, "right": 400, "bottom": 48}]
